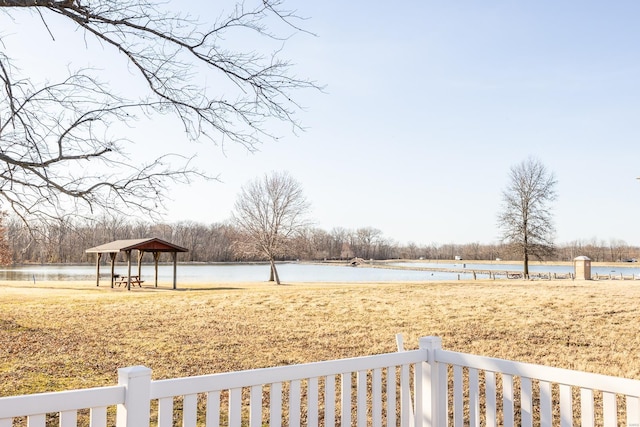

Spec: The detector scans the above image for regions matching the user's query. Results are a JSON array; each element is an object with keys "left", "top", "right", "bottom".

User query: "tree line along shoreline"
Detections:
[{"left": 2, "top": 215, "right": 638, "bottom": 266}]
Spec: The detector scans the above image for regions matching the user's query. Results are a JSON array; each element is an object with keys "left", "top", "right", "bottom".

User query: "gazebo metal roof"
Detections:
[
  {"left": 85, "top": 238, "right": 189, "bottom": 290},
  {"left": 86, "top": 238, "right": 188, "bottom": 254}
]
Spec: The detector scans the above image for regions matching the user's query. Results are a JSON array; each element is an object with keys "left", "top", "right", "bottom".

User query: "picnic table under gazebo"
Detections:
[{"left": 85, "top": 238, "right": 188, "bottom": 290}]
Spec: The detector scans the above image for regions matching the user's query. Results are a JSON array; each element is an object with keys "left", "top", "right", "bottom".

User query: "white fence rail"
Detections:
[
  {"left": 1, "top": 336, "right": 640, "bottom": 426},
  {"left": 424, "top": 337, "right": 640, "bottom": 427},
  {"left": 0, "top": 385, "right": 124, "bottom": 427},
  {"left": 0, "top": 349, "right": 425, "bottom": 427}
]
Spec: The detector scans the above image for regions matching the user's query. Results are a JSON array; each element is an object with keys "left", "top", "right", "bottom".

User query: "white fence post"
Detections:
[
  {"left": 419, "top": 336, "right": 443, "bottom": 427},
  {"left": 116, "top": 366, "right": 152, "bottom": 427}
]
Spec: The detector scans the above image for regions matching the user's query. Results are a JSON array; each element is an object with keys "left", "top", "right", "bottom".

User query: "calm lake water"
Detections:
[
  {"left": 1, "top": 261, "right": 638, "bottom": 283},
  {"left": 0, "top": 263, "right": 467, "bottom": 283}
]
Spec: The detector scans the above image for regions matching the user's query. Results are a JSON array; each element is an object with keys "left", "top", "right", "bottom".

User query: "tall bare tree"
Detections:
[
  {"left": 0, "top": 0, "right": 318, "bottom": 227},
  {"left": 498, "top": 157, "right": 557, "bottom": 277},
  {"left": 232, "top": 171, "right": 310, "bottom": 284}
]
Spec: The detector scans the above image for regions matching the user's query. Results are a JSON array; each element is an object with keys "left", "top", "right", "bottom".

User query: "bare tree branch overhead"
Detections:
[{"left": 0, "top": 0, "right": 319, "bottom": 226}]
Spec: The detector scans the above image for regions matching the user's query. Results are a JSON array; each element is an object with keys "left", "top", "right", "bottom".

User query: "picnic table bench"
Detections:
[{"left": 113, "top": 275, "right": 144, "bottom": 287}]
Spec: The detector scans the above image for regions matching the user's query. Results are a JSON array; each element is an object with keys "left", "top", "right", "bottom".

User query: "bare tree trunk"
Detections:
[
  {"left": 273, "top": 264, "right": 281, "bottom": 285},
  {"left": 269, "top": 258, "right": 281, "bottom": 285}
]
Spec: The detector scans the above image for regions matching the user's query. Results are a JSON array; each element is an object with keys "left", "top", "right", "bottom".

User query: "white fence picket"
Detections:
[
  {"left": 269, "top": 383, "right": 282, "bottom": 427},
  {"left": 539, "top": 381, "right": 552, "bottom": 427},
  {"left": 438, "top": 362, "right": 447, "bottom": 426},
  {"left": 308, "top": 377, "right": 319, "bottom": 427},
  {"left": 468, "top": 368, "right": 479, "bottom": 427},
  {"left": 157, "top": 396, "right": 173, "bottom": 427},
  {"left": 372, "top": 368, "right": 382, "bottom": 427},
  {"left": 341, "top": 372, "right": 351, "bottom": 427},
  {"left": 559, "top": 384, "right": 572, "bottom": 427},
  {"left": 357, "top": 370, "right": 367, "bottom": 427},
  {"left": 603, "top": 392, "right": 617, "bottom": 427},
  {"left": 59, "top": 409, "right": 77, "bottom": 427},
  {"left": 485, "top": 371, "right": 497, "bottom": 427},
  {"left": 627, "top": 395, "right": 640, "bottom": 427},
  {"left": 27, "top": 413, "right": 46, "bottom": 427},
  {"left": 502, "top": 374, "right": 514, "bottom": 427},
  {"left": 400, "top": 364, "right": 410, "bottom": 427},
  {"left": 206, "top": 390, "right": 220, "bottom": 427},
  {"left": 289, "top": 379, "right": 301, "bottom": 427},
  {"left": 386, "top": 367, "right": 396, "bottom": 427},
  {"left": 453, "top": 365, "right": 463, "bottom": 427},
  {"left": 580, "top": 388, "right": 594, "bottom": 427},
  {"left": 414, "top": 362, "right": 423, "bottom": 427},
  {"left": 249, "top": 385, "right": 262, "bottom": 427},
  {"left": 325, "top": 375, "right": 336, "bottom": 427},
  {"left": 228, "top": 388, "right": 241, "bottom": 427},
  {"left": 90, "top": 406, "right": 108, "bottom": 427},
  {"left": 183, "top": 393, "right": 198, "bottom": 427},
  {"left": 521, "top": 376, "right": 532, "bottom": 427}
]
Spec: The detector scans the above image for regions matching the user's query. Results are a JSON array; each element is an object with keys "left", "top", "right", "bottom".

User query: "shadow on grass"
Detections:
[
  {"left": 102, "top": 285, "right": 251, "bottom": 292},
  {"left": 0, "top": 282, "right": 254, "bottom": 292}
]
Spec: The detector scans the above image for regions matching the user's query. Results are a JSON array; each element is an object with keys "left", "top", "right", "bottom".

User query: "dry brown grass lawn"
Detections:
[{"left": 1, "top": 279, "right": 639, "bottom": 397}]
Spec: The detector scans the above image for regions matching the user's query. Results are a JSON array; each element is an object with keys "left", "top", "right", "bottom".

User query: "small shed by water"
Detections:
[{"left": 85, "top": 238, "right": 188, "bottom": 290}]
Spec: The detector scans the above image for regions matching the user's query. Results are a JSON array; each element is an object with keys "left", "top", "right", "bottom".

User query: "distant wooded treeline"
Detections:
[{"left": 4, "top": 216, "right": 639, "bottom": 264}]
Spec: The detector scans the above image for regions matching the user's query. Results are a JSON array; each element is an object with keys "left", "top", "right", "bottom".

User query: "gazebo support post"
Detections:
[
  {"left": 95, "top": 253, "right": 102, "bottom": 287},
  {"left": 137, "top": 250, "right": 144, "bottom": 282},
  {"left": 110, "top": 253, "right": 116, "bottom": 288},
  {"left": 153, "top": 252, "right": 160, "bottom": 288},
  {"left": 126, "top": 250, "right": 132, "bottom": 291},
  {"left": 172, "top": 252, "right": 178, "bottom": 290}
]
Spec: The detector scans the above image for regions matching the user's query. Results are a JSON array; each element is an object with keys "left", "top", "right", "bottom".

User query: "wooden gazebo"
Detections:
[{"left": 85, "top": 238, "right": 189, "bottom": 290}]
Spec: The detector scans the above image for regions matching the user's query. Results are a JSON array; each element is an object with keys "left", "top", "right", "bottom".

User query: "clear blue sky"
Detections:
[{"left": 3, "top": 1, "right": 640, "bottom": 246}]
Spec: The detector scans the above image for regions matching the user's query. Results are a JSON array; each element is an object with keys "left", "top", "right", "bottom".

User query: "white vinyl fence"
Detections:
[{"left": 1, "top": 336, "right": 639, "bottom": 426}]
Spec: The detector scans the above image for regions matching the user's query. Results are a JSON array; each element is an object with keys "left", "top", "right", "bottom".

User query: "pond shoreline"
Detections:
[{"left": 0, "top": 259, "right": 638, "bottom": 283}]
